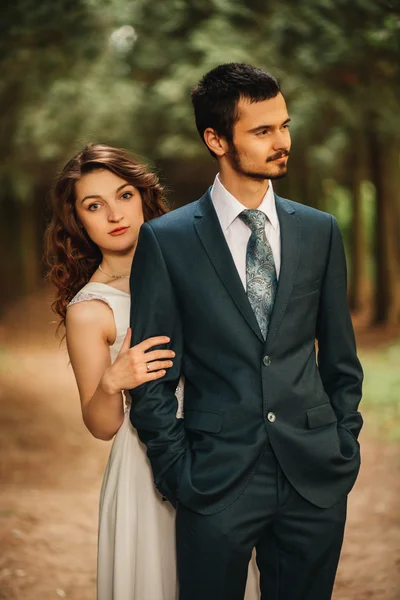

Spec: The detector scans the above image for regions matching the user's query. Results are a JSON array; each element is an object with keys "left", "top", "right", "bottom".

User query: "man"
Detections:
[{"left": 129, "top": 63, "right": 363, "bottom": 600}]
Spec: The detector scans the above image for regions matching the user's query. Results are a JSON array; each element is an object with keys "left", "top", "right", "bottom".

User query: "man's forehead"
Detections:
[{"left": 236, "top": 93, "right": 288, "bottom": 125}]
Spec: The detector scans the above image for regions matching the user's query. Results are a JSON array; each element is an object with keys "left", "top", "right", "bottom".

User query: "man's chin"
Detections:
[
  {"left": 269, "top": 169, "right": 288, "bottom": 181},
  {"left": 267, "top": 163, "right": 289, "bottom": 180},
  {"left": 244, "top": 168, "right": 288, "bottom": 181}
]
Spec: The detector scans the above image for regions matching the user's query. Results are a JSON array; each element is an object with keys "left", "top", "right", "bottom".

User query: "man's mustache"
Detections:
[{"left": 267, "top": 151, "right": 290, "bottom": 162}]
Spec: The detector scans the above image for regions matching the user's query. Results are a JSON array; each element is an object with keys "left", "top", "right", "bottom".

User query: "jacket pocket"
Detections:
[
  {"left": 184, "top": 410, "right": 224, "bottom": 433},
  {"left": 306, "top": 402, "right": 337, "bottom": 429},
  {"left": 291, "top": 278, "right": 320, "bottom": 298}
]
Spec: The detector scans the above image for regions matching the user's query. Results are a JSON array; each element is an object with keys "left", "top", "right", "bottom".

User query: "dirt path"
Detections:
[{"left": 0, "top": 290, "right": 399, "bottom": 599}]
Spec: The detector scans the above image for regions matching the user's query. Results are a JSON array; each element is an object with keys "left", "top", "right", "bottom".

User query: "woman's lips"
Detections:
[{"left": 109, "top": 226, "right": 129, "bottom": 236}]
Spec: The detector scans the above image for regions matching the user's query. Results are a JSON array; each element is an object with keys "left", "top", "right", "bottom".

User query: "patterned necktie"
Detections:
[{"left": 239, "top": 209, "right": 277, "bottom": 340}]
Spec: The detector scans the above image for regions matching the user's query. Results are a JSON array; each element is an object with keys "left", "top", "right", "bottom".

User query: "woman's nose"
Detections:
[{"left": 108, "top": 209, "right": 124, "bottom": 222}]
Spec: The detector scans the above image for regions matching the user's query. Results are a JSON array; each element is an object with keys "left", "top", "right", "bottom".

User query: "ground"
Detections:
[{"left": 0, "top": 290, "right": 399, "bottom": 599}]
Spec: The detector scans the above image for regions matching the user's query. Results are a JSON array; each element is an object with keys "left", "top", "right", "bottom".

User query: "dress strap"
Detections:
[{"left": 67, "top": 290, "right": 112, "bottom": 309}]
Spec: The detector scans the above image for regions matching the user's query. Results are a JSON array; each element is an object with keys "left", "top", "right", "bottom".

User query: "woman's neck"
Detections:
[{"left": 99, "top": 246, "right": 135, "bottom": 278}]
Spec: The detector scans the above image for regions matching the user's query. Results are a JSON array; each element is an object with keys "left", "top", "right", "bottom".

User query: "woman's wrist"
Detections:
[{"left": 100, "top": 368, "right": 120, "bottom": 396}]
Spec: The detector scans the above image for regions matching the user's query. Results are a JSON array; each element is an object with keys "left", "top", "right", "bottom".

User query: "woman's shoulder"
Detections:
[
  {"left": 65, "top": 286, "right": 117, "bottom": 353},
  {"left": 66, "top": 284, "right": 115, "bottom": 330},
  {"left": 65, "top": 283, "right": 117, "bottom": 348},
  {"left": 69, "top": 281, "right": 129, "bottom": 305},
  {"left": 67, "top": 282, "right": 114, "bottom": 310},
  {"left": 66, "top": 282, "right": 129, "bottom": 337}
]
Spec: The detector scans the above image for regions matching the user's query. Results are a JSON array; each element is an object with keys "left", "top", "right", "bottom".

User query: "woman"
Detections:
[{"left": 45, "top": 144, "right": 259, "bottom": 599}]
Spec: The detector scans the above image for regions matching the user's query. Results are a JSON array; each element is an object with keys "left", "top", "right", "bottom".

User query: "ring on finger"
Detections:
[{"left": 146, "top": 363, "right": 151, "bottom": 372}]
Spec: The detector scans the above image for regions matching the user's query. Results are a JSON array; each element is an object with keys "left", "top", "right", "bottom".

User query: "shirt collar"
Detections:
[{"left": 210, "top": 173, "right": 278, "bottom": 232}]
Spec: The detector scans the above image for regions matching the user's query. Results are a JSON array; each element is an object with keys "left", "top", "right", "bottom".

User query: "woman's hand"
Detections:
[{"left": 100, "top": 329, "right": 175, "bottom": 395}]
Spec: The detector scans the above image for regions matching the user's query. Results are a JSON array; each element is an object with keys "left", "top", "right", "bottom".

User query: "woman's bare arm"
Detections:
[{"left": 66, "top": 300, "right": 174, "bottom": 441}]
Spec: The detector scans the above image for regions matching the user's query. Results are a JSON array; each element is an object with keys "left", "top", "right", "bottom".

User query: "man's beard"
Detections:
[{"left": 226, "top": 142, "right": 289, "bottom": 181}]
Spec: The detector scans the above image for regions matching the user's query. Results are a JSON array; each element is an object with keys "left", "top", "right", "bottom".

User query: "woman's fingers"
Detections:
[
  {"left": 146, "top": 369, "right": 167, "bottom": 380},
  {"left": 123, "top": 337, "right": 174, "bottom": 387},
  {"left": 142, "top": 349, "right": 175, "bottom": 363},
  {"left": 120, "top": 328, "right": 132, "bottom": 353},
  {"left": 138, "top": 336, "right": 170, "bottom": 352},
  {"left": 145, "top": 360, "right": 173, "bottom": 373}
]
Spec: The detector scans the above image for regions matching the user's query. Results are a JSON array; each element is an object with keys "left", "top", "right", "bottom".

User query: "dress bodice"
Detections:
[{"left": 67, "top": 282, "right": 184, "bottom": 417}]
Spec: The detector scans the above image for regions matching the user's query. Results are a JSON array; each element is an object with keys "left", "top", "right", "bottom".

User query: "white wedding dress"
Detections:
[{"left": 68, "top": 281, "right": 260, "bottom": 600}]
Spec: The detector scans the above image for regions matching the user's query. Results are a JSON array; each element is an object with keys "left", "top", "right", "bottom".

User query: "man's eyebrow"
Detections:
[
  {"left": 80, "top": 183, "right": 131, "bottom": 204},
  {"left": 248, "top": 117, "right": 291, "bottom": 133}
]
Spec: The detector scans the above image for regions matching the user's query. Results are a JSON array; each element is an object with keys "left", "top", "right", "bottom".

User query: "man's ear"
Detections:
[{"left": 203, "top": 128, "right": 229, "bottom": 157}]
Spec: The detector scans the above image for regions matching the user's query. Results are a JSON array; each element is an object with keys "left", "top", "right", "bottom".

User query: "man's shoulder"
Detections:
[
  {"left": 278, "top": 195, "right": 334, "bottom": 225},
  {"left": 147, "top": 198, "right": 201, "bottom": 232}
]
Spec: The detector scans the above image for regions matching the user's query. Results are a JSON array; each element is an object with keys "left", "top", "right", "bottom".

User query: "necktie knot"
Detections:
[{"left": 239, "top": 209, "right": 267, "bottom": 235}]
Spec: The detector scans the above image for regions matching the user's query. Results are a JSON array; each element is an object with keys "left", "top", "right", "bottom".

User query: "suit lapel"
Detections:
[
  {"left": 194, "top": 190, "right": 264, "bottom": 343},
  {"left": 265, "top": 195, "right": 300, "bottom": 350}
]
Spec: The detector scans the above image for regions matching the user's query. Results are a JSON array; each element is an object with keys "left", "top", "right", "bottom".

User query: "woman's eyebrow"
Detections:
[{"left": 80, "top": 183, "right": 131, "bottom": 204}]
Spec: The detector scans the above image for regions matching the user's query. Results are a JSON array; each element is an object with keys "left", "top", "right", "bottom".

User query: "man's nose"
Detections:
[{"left": 272, "top": 129, "right": 291, "bottom": 150}]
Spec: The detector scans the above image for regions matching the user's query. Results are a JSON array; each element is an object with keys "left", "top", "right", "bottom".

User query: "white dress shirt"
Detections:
[{"left": 210, "top": 174, "right": 281, "bottom": 290}]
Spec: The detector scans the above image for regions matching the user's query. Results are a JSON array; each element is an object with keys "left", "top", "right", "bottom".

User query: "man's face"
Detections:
[{"left": 226, "top": 93, "right": 291, "bottom": 180}]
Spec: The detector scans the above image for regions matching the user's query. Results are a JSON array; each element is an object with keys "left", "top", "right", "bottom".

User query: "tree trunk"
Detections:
[
  {"left": 0, "top": 183, "right": 23, "bottom": 311},
  {"left": 369, "top": 132, "right": 400, "bottom": 325},
  {"left": 348, "top": 152, "right": 365, "bottom": 312},
  {"left": 19, "top": 199, "right": 41, "bottom": 296},
  {"left": 275, "top": 146, "right": 322, "bottom": 209}
]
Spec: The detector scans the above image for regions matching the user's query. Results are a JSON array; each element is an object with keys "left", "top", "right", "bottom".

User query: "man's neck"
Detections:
[{"left": 218, "top": 171, "right": 270, "bottom": 210}]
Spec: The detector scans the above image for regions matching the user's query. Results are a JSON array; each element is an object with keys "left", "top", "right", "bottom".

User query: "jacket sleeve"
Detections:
[
  {"left": 129, "top": 221, "right": 187, "bottom": 505},
  {"left": 316, "top": 216, "right": 364, "bottom": 440}
]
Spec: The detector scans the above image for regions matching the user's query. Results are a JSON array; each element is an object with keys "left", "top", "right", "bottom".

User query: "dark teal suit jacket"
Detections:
[{"left": 129, "top": 190, "right": 363, "bottom": 515}]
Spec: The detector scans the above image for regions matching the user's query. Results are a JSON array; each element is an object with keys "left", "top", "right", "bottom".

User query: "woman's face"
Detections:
[{"left": 74, "top": 169, "right": 144, "bottom": 254}]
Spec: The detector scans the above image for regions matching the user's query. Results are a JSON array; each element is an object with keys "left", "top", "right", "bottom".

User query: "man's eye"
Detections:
[{"left": 257, "top": 130, "right": 268, "bottom": 136}]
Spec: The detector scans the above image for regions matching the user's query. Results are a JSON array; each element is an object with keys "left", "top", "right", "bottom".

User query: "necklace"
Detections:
[{"left": 98, "top": 264, "right": 130, "bottom": 279}]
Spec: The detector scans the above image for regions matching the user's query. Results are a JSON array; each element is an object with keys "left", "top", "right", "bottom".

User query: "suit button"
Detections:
[
  {"left": 263, "top": 355, "right": 271, "bottom": 366},
  {"left": 267, "top": 412, "right": 276, "bottom": 423}
]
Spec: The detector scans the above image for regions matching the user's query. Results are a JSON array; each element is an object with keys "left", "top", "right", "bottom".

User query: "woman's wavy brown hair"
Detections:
[{"left": 44, "top": 143, "right": 167, "bottom": 329}]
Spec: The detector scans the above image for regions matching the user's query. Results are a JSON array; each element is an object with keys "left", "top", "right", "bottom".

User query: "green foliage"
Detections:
[
  {"left": 1, "top": 0, "right": 399, "bottom": 172},
  {"left": 360, "top": 342, "right": 400, "bottom": 441},
  {"left": 0, "top": 0, "right": 142, "bottom": 179},
  {"left": 323, "top": 178, "right": 377, "bottom": 281},
  {"left": 0, "top": 0, "right": 399, "bottom": 307}
]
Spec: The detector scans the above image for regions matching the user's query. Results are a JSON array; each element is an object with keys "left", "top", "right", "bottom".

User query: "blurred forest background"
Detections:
[
  {"left": 1, "top": 1, "right": 400, "bottom": 599},
  {"left": 0, "top": 0, "right": 399, "bottom": 323}
]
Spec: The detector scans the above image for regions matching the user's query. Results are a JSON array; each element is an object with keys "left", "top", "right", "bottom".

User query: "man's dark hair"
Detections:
[{"left": 191, "top": 63, "right": 281, "bottom": 158}]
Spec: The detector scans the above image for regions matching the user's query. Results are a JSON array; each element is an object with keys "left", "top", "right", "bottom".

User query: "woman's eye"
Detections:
[
  {"left": 121, "top": 192, "right": 133, "bottom": 200},
  {"left": 88, "top": 203, "right": 101, "bottom": 211}
]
